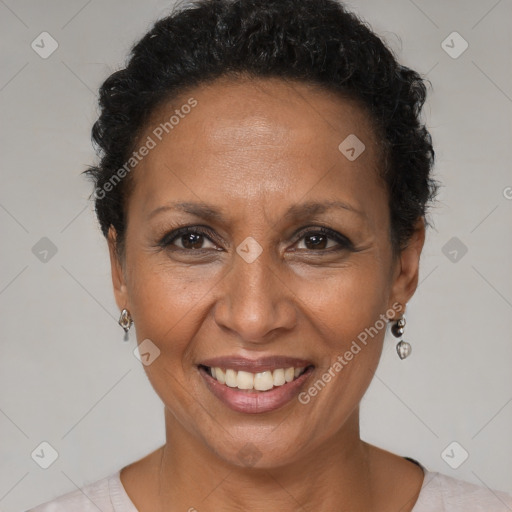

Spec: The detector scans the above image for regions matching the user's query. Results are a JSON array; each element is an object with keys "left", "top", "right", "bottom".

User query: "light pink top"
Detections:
[{"left": 27, "top": 466, "right": 512, "bottom": 511}]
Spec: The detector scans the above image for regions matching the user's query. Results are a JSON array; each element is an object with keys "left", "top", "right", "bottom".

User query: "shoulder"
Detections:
[
  {"left": 414, "top": 470, "right": 512, "bottom": 511},
  {"left": 26, "top": 470, "right": 136, "bottom": 512}
]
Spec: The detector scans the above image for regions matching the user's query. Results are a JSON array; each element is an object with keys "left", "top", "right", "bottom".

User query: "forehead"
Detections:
[
  {"left": 129, "top": 76, "right": 386, "bottom": 222},
  {"left": 146, "top": 75, "right": 379, "bottom": 153}
]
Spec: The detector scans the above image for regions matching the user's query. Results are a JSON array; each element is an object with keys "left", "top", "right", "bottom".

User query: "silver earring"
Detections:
[
  {"left": 391, "top": 316, "right": 411, "bottom": 359},
  {"left": 118, "top": 308, "right": 133, "bottom": 341}
]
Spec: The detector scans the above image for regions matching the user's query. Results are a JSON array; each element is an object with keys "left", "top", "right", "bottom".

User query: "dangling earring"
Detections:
[
  {"left": 391, "top": 315, "right": 411, "bottom": 359},
  {"left": 118, "top": 308, "right": 133, "bottom": 341}
]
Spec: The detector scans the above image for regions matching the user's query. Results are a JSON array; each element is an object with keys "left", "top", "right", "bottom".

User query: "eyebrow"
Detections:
[
  {"left": 147, "top": 200, "right": 365, "bottom": 222},
  {"left": 283, "top": 200, "right": 365, "bottom": 220}
]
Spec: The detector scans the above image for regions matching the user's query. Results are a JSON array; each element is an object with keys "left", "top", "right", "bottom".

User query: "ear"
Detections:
[
  {"left": 107, "top": 226, "right": 129, "bottom": 312},
  {"left": 387, "top": 217, "right": 426, "bottom": 317}
]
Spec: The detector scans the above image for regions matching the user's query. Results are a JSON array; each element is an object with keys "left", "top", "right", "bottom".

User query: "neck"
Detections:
[{"left": 156, "top": 405, "right": 377, "bottom": 511}]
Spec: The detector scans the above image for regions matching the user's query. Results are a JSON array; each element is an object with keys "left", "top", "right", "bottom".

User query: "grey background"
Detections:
[{"left": 1, "top": 0, "right": 511, "bottom": 510}]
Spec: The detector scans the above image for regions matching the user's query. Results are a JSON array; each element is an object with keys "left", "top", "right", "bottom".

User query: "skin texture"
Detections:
[{"left": 109, "top": 76, "right": 426, "bottom": 511}]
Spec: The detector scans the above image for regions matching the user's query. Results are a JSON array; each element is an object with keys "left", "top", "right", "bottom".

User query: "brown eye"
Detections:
[
  {"left": 294, "top": 227, "right": 353, "bottom": 252},
  {"left": 300, "top": 233, "right": 333, "bottom": 250},
  {"left": 159, "top": 227, "right": 219, "bottom": 251},
  {"left": 177, "top": 232, "right": 208, "bottom": 250}
]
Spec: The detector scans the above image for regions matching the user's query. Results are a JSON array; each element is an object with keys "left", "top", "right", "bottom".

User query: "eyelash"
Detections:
[{"left": 157, "top": 225, "right": 355, "bottom": 253}]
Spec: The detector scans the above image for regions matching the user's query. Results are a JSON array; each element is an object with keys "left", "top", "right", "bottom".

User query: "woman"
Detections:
[{"left": 28, "top": 0, "right": 512, "bottom": 510}]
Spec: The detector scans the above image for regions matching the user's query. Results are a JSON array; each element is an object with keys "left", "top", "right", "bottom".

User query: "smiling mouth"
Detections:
[{"left": 198, "top": 364, "right": 314, "bottom": 392}]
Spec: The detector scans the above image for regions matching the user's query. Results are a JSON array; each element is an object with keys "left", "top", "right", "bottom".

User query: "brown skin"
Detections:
[{"left": 108, "top": 76, "right": 426, "bottom": 511}]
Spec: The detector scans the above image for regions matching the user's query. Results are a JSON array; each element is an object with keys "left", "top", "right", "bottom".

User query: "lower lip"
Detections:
[{"left": 199, "top": 366, "right": 314, "bottom": 414}]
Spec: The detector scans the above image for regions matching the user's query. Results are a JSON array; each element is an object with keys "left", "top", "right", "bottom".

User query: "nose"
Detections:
[{"left": 213, "top": 246, "right": 297, "bottom": 344}]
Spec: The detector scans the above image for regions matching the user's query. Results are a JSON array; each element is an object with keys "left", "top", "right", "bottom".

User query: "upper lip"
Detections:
[{"left": 198, "top": 355, "right": 314, "bottom": 373}]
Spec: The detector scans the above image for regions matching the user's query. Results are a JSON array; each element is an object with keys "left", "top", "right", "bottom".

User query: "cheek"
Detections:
[
  {"left": 296, "top": 257, "right": 391, "bottom": 344},
  {"left": 127, "top": 242, "right": 392, "bottom": 351},
  {"left": 125, "top": 263, "right": 210, "bottom": 412},
  {"left": 124, "top": 254, "right": 224, "bottom": 395},
  {"left": 126, "top": 251, "right": 213, "bottom": 332},
  {"left": 293, "top": 262, "right": 390, "bottom": 412}
]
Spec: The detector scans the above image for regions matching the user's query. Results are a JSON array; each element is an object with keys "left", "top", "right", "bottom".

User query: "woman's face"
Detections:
[{"left": 109, "top": 76, "right": 424, "bottom": 468}]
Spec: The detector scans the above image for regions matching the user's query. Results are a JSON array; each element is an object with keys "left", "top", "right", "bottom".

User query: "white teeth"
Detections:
[
  {"left": 206, "top": 365, "right": 307, "bottom": 390},
  {"left": 272, "top": 368, "right": 285, "bottom": 386},
  {"left": 225, "top": 369, "right": 238, "bottom": 387},
  {"left": 215, "top": 367, "right": 226, "bottom": 384},
  {"left": 237, "top": 370, "right": 254, "bottom": 390},
  {"left": 254, "top": 371, "right": 273, "bottom": 391}
]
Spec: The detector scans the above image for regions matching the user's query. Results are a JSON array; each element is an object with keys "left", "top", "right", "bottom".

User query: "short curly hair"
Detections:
[{"left": 85, "top": 0, "right": 437, "bottom": 255}]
